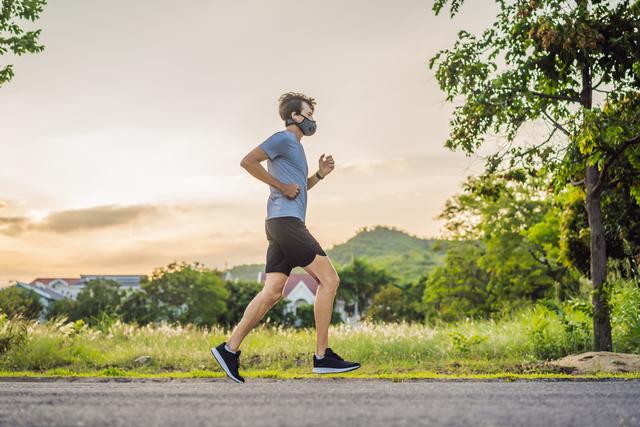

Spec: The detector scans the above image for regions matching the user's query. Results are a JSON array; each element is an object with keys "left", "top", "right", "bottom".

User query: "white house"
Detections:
[
  {"left": 29, "top": 275, "right": 146, "bottom": 301},
  {"left": 29, "top": 277, "right": 83, "bottom": 300}
]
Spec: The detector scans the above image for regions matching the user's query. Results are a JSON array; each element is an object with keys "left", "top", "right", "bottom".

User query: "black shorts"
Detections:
[{"left": 264, "top": 216, "right": 327, "bottom": 275}]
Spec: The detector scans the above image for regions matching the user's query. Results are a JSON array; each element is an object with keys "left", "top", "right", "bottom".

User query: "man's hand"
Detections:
[
  {"left": 279, "top": 182, "right": 300, "bottom": 199},
  {"left": 319, "top": 154, "right": 335, "bottom": 177}
]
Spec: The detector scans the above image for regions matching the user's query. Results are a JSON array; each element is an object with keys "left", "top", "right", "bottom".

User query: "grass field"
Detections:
[{"left": 1, "top": 296, "right": 638, "bottom": 378}]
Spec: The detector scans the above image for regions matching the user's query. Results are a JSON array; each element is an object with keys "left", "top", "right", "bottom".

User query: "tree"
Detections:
[
  {"left": 49, "top": 278, "right": 125, "bottom": 325},
  {"left": 0, "top": 286, "right": 42, "bottom": 320},
  {"left": 219, "top": 280, "right": 263, "bottom": 327},
  {"left": 336, "top": 257, "right": 395, "bottom": 318},
  {"left": 118, "top": 289, "right": 156, "bottom": 325},
  {"left": 143, "top": 261, "right": 229, "bottom": 327},
  {"left": 439, "top": 173, "right": 581, "bottom": 304},
  {"left": 423, "top": 242, "right": 494, "bottom": 322},
  {"left": 367, "top": 277, "right": 427, "bottom": 323},
  {"left": 429, "top": 0, "right": 640, "bottom": 350},
  {"left": 367, "top": 286, "right": 406, "bottom": 323},
  {"left": 1, "top": 0, "right": 47, "bottom": 86}
]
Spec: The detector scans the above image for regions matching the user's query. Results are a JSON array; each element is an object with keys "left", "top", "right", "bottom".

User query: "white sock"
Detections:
[
  {"left": 225, "top": 344, "right": 237, "bottom": 354},
  {"left": 315, "top": 353, "right": 325, "bottom": 359}
]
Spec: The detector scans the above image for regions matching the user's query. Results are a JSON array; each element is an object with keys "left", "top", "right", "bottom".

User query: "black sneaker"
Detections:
[
  {"left": 312, "top": 347, "right": 361, "bottom": 374},
  {"left": 210, "top": 342, "right": 245, "bottom": 383}
]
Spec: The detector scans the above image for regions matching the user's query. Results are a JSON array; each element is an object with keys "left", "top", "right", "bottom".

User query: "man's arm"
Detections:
[
  {"left": 240, "top": 147, "right": 300, "bottom": 199},
  {"left": 307, "top": 170, "right": 323, "bottom": 190},
  {"left": 307, "top": 154, "right": 334, "bottom": 191}
]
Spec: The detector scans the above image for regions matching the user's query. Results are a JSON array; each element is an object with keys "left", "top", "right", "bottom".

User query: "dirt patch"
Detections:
[{"left": 548, "top": 352, "right": 640, "bottom": 374}]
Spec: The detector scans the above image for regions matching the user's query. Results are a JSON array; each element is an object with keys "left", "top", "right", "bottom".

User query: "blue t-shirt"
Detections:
[{"left": 259, "top": 130, "right": 308, "bottom": 222}]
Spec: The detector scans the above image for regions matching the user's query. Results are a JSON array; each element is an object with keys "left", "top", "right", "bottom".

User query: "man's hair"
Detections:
[{"left": 278, "top": 92, "right": 316, "bottom": 121}]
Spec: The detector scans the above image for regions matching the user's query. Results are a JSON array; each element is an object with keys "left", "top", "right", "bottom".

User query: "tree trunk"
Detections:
[
  {"left": 578, "top": 43, "right": 613, "bottom": 351},
  {"left": 585, "top": 164, "right": 613, "bottom": 351}
]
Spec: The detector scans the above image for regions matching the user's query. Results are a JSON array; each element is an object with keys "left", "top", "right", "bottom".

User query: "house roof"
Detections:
[
  {"left": 16, "top": 282, "right": 66, "bottom": 301},
  {"left": 261, "top": 273, "right": 319, "bottom": 298},
  {"left": 30, "top": 278, "right": 82, "bottom": 286},
  {"left": 30, "top": 276, "right": 146, "bottom": 288}
]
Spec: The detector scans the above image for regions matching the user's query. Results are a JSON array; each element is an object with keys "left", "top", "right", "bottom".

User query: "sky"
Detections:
[{"left": 0, "top": 0, "right": 506, "bottom": 285}]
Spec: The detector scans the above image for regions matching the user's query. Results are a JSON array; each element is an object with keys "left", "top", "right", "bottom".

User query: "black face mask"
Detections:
[{"left": 285, "top": 113, "right": 317, "bottom": 136}]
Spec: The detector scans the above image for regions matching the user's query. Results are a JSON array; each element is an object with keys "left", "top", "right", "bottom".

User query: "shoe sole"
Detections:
[
  {"left": 210, "top": 347, "right": 244, "bottom": 383},
  {"left": 312, "top": 365, "right": 361, "bottom": 374}
]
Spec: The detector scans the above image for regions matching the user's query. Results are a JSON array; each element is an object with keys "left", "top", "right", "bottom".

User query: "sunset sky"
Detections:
[{"left": 0, "top": 0, "right": 515, "bottom": 285}]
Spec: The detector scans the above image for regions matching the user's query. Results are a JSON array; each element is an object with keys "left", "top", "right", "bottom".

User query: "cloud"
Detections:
[
  {"left": 337, "top": 157, "right": 408, "bottom": 173},
  {"left": 335, "top": 154, "right": 478, "bottom": 177},
  {"left": 0, "top": 216, "right": 30, "bottom": 236},
  {"left": 0, "top": 204, "right": 163, "bottom": 236}
]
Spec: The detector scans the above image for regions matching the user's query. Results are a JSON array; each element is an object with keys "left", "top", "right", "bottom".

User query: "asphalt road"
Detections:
[{"left": 1, "top": 378, "right": 639, "bottom": 427}]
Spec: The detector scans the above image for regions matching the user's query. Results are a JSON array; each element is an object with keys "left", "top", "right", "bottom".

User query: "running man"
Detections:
[{"left": 210, "top": 92, "right": 361, "bottom": 383}]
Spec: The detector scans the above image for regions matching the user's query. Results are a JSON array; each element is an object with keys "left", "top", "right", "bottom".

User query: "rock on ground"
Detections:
[{"left": 549, "top": 351, "right": 640, "bottom": 374}]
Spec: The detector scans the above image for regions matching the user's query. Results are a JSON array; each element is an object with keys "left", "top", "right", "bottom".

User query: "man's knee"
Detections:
[{"left": 322, "top": 275, "right": 340, "bottom": 293}]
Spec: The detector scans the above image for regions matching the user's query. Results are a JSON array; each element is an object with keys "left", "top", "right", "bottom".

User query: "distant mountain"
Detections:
[{"left": 225, "top": 225, "right": 458, "bottom": 284}]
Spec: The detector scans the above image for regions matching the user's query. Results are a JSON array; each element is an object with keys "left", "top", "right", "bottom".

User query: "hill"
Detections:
[{"left": 326, "top": 225, "right": 454, "bottom": 282}]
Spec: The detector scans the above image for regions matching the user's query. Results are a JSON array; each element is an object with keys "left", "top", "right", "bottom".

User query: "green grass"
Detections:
[{"left": 1, "top": 295, "right": 638, "bottom": 377}]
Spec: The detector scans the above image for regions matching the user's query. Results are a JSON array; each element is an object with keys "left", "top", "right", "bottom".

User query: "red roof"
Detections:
[
  {"left": 261, "top": 273, "right": 319, "bottom": 298},
  {"left": 30, "top": 278, "right": 82, "bottom": 286}
]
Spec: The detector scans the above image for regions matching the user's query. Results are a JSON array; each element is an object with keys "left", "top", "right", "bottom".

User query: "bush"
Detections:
[
  {"left": 0, "top": 287, "right": 43, "bottom": 320},
  {"left": 610, "top": 278, "right": 640, "bottom": 353}
]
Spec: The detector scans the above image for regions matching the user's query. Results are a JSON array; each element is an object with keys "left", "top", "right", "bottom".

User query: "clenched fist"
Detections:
[{"left": 279, "top": 182, "right": 300, "bottom": 199}]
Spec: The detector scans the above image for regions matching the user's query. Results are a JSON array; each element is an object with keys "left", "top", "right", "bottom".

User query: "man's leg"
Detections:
[
  {"left": 226, "top": 272, "right": 288, "bottom": 352},
  {"left": 302, "top": 254, "right": 340, "bottom": 357}
]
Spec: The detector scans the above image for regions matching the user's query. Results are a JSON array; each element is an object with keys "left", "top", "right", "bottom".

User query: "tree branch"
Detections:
[
  {"left": 528, "top": 90, "right": 581, "bottom": 104},
  {"left": 594, "top": 133, "right": 640, "bottom": 194},
  {"left": 541, "top": 110, "right": 571, "bottom": 137},
  {"left": 607, "top": 170, "right": 640, "bottom": 189}
]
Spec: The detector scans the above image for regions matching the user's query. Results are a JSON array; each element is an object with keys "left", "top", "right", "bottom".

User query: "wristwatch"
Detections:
[{"left": 315, "top": 171, "right": 325, "bottom": 180}]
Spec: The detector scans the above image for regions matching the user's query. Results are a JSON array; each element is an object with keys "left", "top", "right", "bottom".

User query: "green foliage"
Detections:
[
  {"left": 429, "top": 0, "right": 640, "bottom": 173},
  {"left": 1, "top": 279, "right": 637, "bottom": 374},
  {"left": 367, "top": 285, "right": 405, "bottom": 323},
  {"left": 117, "top": 289, "right": 156, "bottom": 325},
  {"left": 429, "top": 1, "right": 640, "bottom": 351},
  {"left": 609, "top": 278, "right": 640, "bottom": 353},
  {"left": 449, "top": 331, "right": 488, "bottom": 356},
  {"left": 559, "top": 184, "right": 640, "bottom": 278},
  {"left": 0, "top": 286, "right": 43, "bottom": 320},
  {"left": 219, "top": 280, "right": 262, "bottom": 327},
  {"left": 75, "top": 279, "right": 124, "bottom": 322},
  {"left": 367, "top": 279, "right": 426, "bottom": 323},
  {"left": 0, "top": 0, "right": 47, "bottom": 86},
  {"left": 531, "top": 299, "right": 593, "bottom": 359},
  {"left": 0, "top": 312, "right": 27, "bottom": 356},
  {"left": 49, "top": 279, "right": 124, "bottom": 327},
  {"left": 337, "top": 257, "right": 396, "bottom": 317},
  {"left": 143, "top": 261, "right": 229, "bottom": 327},
  {"left": 424, "top": 242, "right": 494, "bottom": 321},
  {"left": 294, "top": 303, "right": 315, "bottom": 328},
  {"left": 49, "top": 263, "right": 231, "bottom": 328},
  {"left": 428, "top": 172, "right": 581, "bottom": 321}
]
